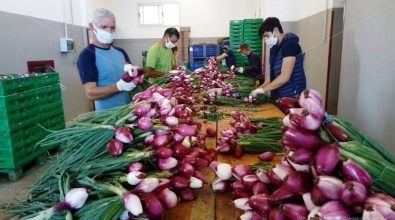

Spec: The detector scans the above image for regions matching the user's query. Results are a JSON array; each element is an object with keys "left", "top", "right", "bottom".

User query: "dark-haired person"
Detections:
[
  {"left": 236, "top": 43, "right": 263, "bottom": 84},
  {"left": 250, "top": 17, "right": 306, "bottom": 100},
  {"left": 146, "top": 28, "right": 180, "bottom": 78},
  {"left": 216, "top": 41, "right": 236, "bottom": 69}
]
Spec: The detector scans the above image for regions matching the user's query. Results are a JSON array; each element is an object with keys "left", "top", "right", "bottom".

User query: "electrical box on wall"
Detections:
[{"left": 59, "top": 38, "right": 74, "bottom": 52}]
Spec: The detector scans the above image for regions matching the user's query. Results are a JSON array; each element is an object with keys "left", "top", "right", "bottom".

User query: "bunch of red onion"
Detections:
[
  {"left": 216, "top": 111, "right": 259, "bottom": 158},
  {"left": 164, "top": 66, "right": 197, "bottom": 105},
  {"left": 210, "top": 88, "right": 395, "bottom": 220},
  {"left": 194, "top": 57, "right": 236, "bottom": 96},
  {"left": 122, "top": 64, "right": 145, "bottom": 85}
]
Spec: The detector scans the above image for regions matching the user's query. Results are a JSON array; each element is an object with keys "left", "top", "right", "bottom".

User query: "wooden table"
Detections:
[{"left": 163, "top": 103, "right": 284, "bottom": 220}]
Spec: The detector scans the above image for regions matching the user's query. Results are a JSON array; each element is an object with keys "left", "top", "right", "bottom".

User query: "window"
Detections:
[{"left": 139, "top": 3, "right": 179, "bottom": 26}]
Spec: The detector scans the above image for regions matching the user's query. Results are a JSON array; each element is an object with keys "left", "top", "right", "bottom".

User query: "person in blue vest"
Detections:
[
  {"left": 77, "top": 8, "right": 137, "bottom": 111},
  {"left": 216, "top": 41, "right": 236, "bottom": 69},
  {"left": 250, "top": 17, "right": 306, "bottom": 100}
]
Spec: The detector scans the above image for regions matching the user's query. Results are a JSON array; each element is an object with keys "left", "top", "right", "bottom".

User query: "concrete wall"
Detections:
[
  {"left": 0, "top": 11, "right": 92, "bottom": 121},
  {"left": 338, "top": 0, "right": 395, "bottom": 153}
]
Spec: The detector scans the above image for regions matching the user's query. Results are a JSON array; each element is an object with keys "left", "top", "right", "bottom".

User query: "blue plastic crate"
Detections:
[
  {"left": 189, "top": 61, "right": 205, "bottom": 71},
  {"left": 190, "top": 45, "right": 204, "bottom": 58},
  {"left": 205, "top": 45, "right": 219, "bottom": 57}
]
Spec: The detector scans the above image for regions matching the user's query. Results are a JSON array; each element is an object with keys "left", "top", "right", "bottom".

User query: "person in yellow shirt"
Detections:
[{"left": 145, "top": 28, "right": 180, "bottom": 78}]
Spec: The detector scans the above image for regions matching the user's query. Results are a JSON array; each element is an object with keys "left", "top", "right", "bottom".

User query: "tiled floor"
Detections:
[{"left": 0, "top": 165, "right": 47, "bottom": 220}]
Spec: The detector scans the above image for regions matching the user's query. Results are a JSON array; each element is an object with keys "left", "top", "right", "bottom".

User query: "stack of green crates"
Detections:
[
  {"left": 229, "top": 18, "right": 264, "bottom": 67},
  {"left": 229, "top": 20, "right": 247, "bottom": 67},
  {"left": 0, "top": 72, "right": 65, "bottom": 180},
  {"left": 243, "top": 18, "right": 264, "bottom": 57}
]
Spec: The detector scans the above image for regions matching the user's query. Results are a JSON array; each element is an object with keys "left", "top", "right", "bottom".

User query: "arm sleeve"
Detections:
[
  {"left": 146, "top": 46, "right": 159, "bottom": 69},
  {"left": 244, "top": 54, "right": 261, "bottom": 74},
  {"left": 77, "top": 48, "right": 98, "bottom": 84},
  {"left": 117, "top": 48, "right": 131, "bottom": 63},
  {"left": 282, "top": 41, "right": 300, "bottom": 57}
]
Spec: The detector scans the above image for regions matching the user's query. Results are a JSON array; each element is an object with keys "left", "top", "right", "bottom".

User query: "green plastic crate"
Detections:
[{"left": 0, "top": 72, "right": 60, "bottom": 96}]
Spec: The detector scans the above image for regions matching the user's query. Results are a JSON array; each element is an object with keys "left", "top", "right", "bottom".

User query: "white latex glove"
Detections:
[
  {"left": 250, "top": 88, "right": 265, "bottom": 97},
  {"left": 237, "top": 67, "right": 244, "bottom": 73},
  {"left": 117, "top": 79, "right": 136, "bottom": 91},
  {"left": 124, "top": 64, "right": 139, "bottom": 77}
]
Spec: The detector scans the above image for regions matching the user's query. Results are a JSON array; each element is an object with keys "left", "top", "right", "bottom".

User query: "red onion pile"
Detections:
[
  {"left": 217, "top": 111, "right": 259, "bottom": 158},
  {"left": 210, "top": 88, "right": 395, "bottom": 220}
]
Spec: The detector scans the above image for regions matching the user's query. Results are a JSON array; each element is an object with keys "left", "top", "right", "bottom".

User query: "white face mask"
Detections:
[
  {"left": 93, "top": 24, "right": 114, "bottom": 44},
  {"left": 265, "top": 32, "right": 278, "bottom": 48},
  {"left": 165, "top": 37, "right": 176, "bottom": 49}
]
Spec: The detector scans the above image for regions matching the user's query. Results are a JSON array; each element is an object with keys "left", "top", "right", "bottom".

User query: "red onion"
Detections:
[
  {"left": 252, "top": 182, "right": 268, "bottom": 195},
  {"left": 270, "top": 185, "right": 297, "bottom": 204},
  {"left": 158, "top": 157, "right": 178, "bottom": 170},
  {"left": 153, "top": 134, "right": 169, "bottom": 147},
  {"left": 178, "top": 163, "right": 195, "bottom": 178},
  {"left": 193, "top": 171, "right": 207, "bottom": 184},
  {"left": 156, "top": 146, "right": 173, "bottom": 159},
  {"left": 156, "top": 178, "right": 171, "bottom": 192},
  {"left": 315, "top": 143, "right": 340, "bottom": 174},
  {"left": 249, "top": 194, "right": 271, "bottom": 216},
  {"left": 339, "top": 181, "right": 367, "bottom": 205},
  {"left": 232, "top": 165, "right": 251, "bottom": 179},
  {"left": 154, "top": 129, "right": 170, "bottom": 136},
  {"left": 316, "top": 175, "right": 343, "bottom": 200},
  {"left": 272, "top": 164, "right": 293, "bottom": 181},
  {"left": 233, "top": 144, "right": 244, "bottom": 158},
  {"left": 267, "top": 170, "right": 283, "bottom": 186},
  {"left": 171, "top": 175, "right": 190, "bottom": 189},
  {"left": 189, "top": 176, "right": 203, "bottom": 189},
  {"left": 211, "top": 177, "right": 229, "bottom": 192},
  {"left": 231, "top": 180, "right": 246, "bottom": 192},
  {"left": 106, "top": 139, "right": 123, "bottom": 156},
  {"left": 158, "top": 188, "right": 178, "bottom": 209},
  {"left": 289, "top": 148, "right": 315, "bottom": 164},
  {"left": 311, "top": 185, "right": 330, "bottom": 206},
  {"left": 179, "top": 188, "right": 194, "bottom": 201},
  {"left": 302, "top": 192, "right": 318, "bottom": 211},
  {"left": 176, "top": 124, "right": 197, "bottom": 137},
  {"left": 242, "top": 174, "right": 259, "bottom": 189},
  {"left": 362, "top": 205, "right": 386, "bottom": 220},
  {"left": 215, "top": 163, "right": 233, "bottom": 181},
  {"left": 283, "top": 127, "right": 323, "bottom": 150},
  {"left": 284, "top": 171, "right": 313, "bottom": 194},
  {"left": 256, "top": 169, "right": 271, "bottom": 184},
  {"left": 140, "top": 192, "right": 164, "bottom": 217},
  {"left": 233, "top": 190, "right": 252, "bottom": 199},
  {"left": 300, "top": 97, "right": 324, "bottom": 119},
  {"left": 308, "top": 201, "right": 351, "bottom": 220},
  {"left": 194, "top": 158, "right": 209, "bottom": 170},
  {"left": 123, "top": 193, "right": 143, "bottom": 216},
  {"left": 281, "top": 203, "right": 309, "bottom": 220},
  {"left": 282, "top": 114, "right": 294, "bottom": 128},
  {"left": 165, "top": 116, "right": 179, "bottom": 126},
  {"left": 128, "top": 161, "right": 144, "bottom": 172},
  {"left": 126, "top": 171, "right": 144, "bottom": 185},
  {"left": 342, "top": 159, "right": 372, "bottom": 189},
  {"left": 234, "top": 198, "right": 252, "bottom": 211},
  {"left": 132, "top": 74, "right": 144, "bottom": 84},
  {"left": 173, "top": 143, "right": 190, "bottom": 159},
  {"left": 62, "top": 188, "right": 88, "bottom": 210},
  {"left": 133, "top": 103, "right": 152, "bottom": 117},
  {"left": 135, "top": 177, "right": 159, "bottom": 193},
  {"left": 159, "top": 88, "right": 173, "bottom": 98},
  {"left": 144, "top": 134, "right": 154, "bottom": 145},
  {"left": 115, "top": 127, "right": 133, "bottom": 143},
  {"left": 289, "top": 112, "right": 322, "bottom": 131},
  {"left": 277, "top": 97, "right": 300, "bottom": 113},
  {"left": 258, "top": 151, "right": 276, "bottom": 161},
  {"left": 365, "top": 193, "right": 395, "bottom": 220},
  {"left": 132, "top": 89, "right": 153, "bottom": 101},
  {"left": 269, "top": 207, "right": 286, "bottom": 220},
  {"left": 325, "top": 122, "right": 349, "bottom": 141},
  {"left": 206, "top": 127, "right": 216, "bottom": 137}
]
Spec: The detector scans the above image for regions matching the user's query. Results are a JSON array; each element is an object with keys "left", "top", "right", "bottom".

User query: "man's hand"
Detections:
[
  {"left": 116, "top": 79, "right": 136, "bottom": 91},
  {"left": 237, "top": 67, "right": 244, "bottom": 74},
  {"left": 250, "top": 88, "right": 265, "bottom": 97}
]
